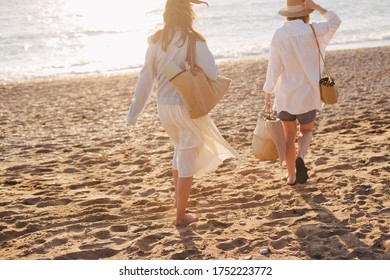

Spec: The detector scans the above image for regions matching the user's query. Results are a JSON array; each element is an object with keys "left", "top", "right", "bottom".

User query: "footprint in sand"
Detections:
[
  {"left": 82, "top": 148, "right": 102, "bottom": 153},
  {"left": 135, "top": 233, "right": 170, "bottom": 253},
  {"left": 21, "top": 197, "right": 41, "bottom": 205},
  {"left": 15, "top": 221, "right": 28, "bottom": 228},
  {"left": 195, "top": 219, "right": 233, "bottom": 234},
  {"left": 269, "top": 230, "right": 294, "bottom": 250},
  {"left": 44, "top": 237, "right": 68, "bottom": 248},
  {"left": 140, "top": 188, "right": 156, "bottom": 197},
  {"left": 6, "top": 165, "right": 31, "bottom": 172},
  {"left": 216, "top": 237, "right": 247, "bottom": 251},
  {"left": 110, "top": 225, "right": 128, "bottom": 232},
  {"left": 36, "top": 198, "right": 72, "bottom": 208},
  {"left": 35, "top": 148, "right": 53, "bottom": 154},
  {"left": 314, "top": 157, "right": 328, "bottom": 165},
  {"left": 270, "top": 238, "right": 290, "bottom": 250},
  {"left": 170, "top": 249, "right": 201, "bottom": 260},
  {"left": 63, "top": 167, "right": 80, "bottom": 174},
  {"left": 354, "top": 184, "right": 374, "bottom": 195},
  {"left": 68, "top": 180, "right": 105, "bottom": 190},
  {"left": 78, "top": 198, "right": 122, "bottom": 207},
  {"left": 54, "top": 248, "right": 119, "bottom": 260},
  {"left": 93, "top": 230, "right": 111, "bottom": 240},
  {"left": 268, "top": 208, "right": 307, "bottom": 219}
]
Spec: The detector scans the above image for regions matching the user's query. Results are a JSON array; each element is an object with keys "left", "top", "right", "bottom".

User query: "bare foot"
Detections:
[
  {"left": 174, "top": 213, "right": 199, "bottom": 226},
  {"left": 283, "top": 175, "right": 296, "bottom": 185},
  {"left": 287, "top": 176, "right": 296, "bottom": 185}
]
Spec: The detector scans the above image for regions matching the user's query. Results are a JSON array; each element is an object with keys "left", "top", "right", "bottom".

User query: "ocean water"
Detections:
[{"left": 0, "top": 0, "right": 389, "bottom": 82}]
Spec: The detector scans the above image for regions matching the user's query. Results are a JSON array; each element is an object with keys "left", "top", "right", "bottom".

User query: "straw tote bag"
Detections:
[
  {"left": 252, "top": 107, "right": 285, "bottom": 164},
  {"left": 310, "top": 24, "right": 338, "bottom": 105},
  {"left": 163, "top": 37, "right": 231, "bottom": 119}
]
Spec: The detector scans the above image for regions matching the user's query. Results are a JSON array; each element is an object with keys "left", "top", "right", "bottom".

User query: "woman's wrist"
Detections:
[
  {"left": 265, "top": 92, "right": 272, "bottom": 106},
  {"left": 304, "top": 1, "right": 327, "bottom": 15},
  {"left": 314, "top": 4, "right": 327, "bottom": 15}
]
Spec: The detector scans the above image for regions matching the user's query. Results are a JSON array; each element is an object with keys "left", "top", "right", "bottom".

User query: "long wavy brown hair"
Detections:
[{"left": 151, "top": 0, "right": 205, "bottom": 51}]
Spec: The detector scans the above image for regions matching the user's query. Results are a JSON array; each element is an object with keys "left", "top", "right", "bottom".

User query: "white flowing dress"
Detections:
[{"left": 127, "top": 32, "right": 242, "bottom": 178}]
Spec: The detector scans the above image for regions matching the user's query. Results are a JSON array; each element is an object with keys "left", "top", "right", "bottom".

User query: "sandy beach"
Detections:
[{"left": 0, "top": 46, "right": 389, "bottom": 260}]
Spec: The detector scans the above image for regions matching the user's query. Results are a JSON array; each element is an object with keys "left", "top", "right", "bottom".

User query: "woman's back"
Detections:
[
  {"left": 264, "top": 10, "right": 341, "bottom": 114},
  {"left": 148, "top": 31, "right": 219, "bottom": 104}
]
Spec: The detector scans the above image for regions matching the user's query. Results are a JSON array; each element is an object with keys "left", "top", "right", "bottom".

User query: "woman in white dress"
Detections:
[{"left": 127, "top": 0, "right": 242, "bottom": 226}]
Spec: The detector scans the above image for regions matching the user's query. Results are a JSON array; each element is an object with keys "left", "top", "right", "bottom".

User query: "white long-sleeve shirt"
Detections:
[
  {"left": 263, "top": 11, "right": 341, "bottom": 114},
  {"left": 127, "top": 32, "right": 218, "bottom": 125}
]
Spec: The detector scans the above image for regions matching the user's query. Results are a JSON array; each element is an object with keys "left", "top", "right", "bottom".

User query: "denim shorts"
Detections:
[{"left": 277, "top": 110, "right": 317, "bottom": 125}]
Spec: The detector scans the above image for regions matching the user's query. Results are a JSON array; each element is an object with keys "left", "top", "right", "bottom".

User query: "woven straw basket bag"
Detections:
[{"left": 252, "top": 107, "right": 283, "bottom": 161}]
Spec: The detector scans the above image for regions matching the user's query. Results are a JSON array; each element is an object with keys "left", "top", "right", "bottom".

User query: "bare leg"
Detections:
[
  {"left": 295, "top": 122, "right": 314, "bottom": 184},
  {"left": 297, "top": 122, "right": 314, "bottom": 159},
  {"left": 173, "top": 169, "right": 178, "bottom": 207},
  {"left": 175, "top": 176, "right": 198, "bottom": 226},
  {"left": 282, "top": 120, "right": 298, "bottom": 185}
]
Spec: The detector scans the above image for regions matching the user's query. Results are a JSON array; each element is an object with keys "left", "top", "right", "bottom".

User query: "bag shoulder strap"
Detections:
[
  {"left": 309, "top": 24, "right": 332, "bottom": 78},
  {"left": 186, "top": 35, "right": 198, "bottom": 75},
  {"left": 186, "top": 36, "right": 196, "bottom": 67}
]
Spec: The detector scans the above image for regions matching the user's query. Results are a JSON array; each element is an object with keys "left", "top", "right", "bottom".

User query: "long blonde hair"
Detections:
[{"left": 151, "top": 0, "right": 205, "bottom": 51}]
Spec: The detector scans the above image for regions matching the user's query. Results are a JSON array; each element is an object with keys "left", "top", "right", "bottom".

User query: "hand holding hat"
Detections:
[
  {"left": 303, "top": 0, "right": 327, "bottom": 15},
  {"left": 302, "top": 0, "right": 317, "bottom": 10}
]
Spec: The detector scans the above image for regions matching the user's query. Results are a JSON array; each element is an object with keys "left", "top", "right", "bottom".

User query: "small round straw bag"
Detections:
[{"left": 310, "top": 24, "right": 338, "bottom": 105}]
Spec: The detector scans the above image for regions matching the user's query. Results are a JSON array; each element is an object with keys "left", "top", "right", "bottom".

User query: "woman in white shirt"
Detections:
[
  {"left": 127, "top": 0, "right": 241, "bottom": 226},
  {"left": 263, "top": 0, "right": 341, "bottom": 185}
]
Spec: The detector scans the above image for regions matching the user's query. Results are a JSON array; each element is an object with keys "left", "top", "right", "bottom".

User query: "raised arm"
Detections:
[{"left": 304, "top": 0, "right": 342, "bottom": 44}]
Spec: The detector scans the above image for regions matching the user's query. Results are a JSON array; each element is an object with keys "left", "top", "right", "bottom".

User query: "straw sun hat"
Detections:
[{"left": 279, "top": 0, "right": 314, "bottom": 17}]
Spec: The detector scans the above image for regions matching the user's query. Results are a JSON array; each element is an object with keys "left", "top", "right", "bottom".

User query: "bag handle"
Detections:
[
  {"left": 259, "top": 104, "right": 277, "bottom": 120},
  {"left": 309, "top": 24, "right": 332, "bottom": 79},
  {"left": 186, "top": 36, "right": 197, "bottom": 76}
]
